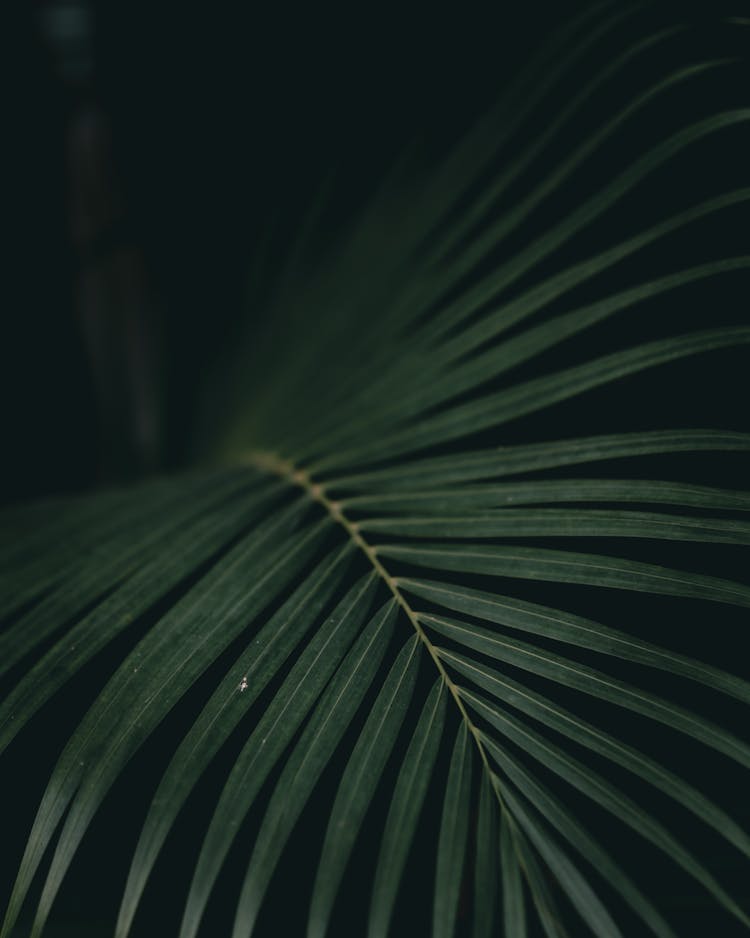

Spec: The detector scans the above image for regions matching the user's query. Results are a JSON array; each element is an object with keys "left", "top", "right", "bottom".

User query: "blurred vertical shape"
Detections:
[
  {"left": 66, "top": 104, "right": 162, "bottom": 477},
  {"left": 39, "top": 0, "right": 163, "bottom": 480}
]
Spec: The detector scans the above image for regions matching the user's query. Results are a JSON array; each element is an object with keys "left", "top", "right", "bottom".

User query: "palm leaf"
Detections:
[{"left": 3, "top": 6, "right": 750, "bottom": 937}]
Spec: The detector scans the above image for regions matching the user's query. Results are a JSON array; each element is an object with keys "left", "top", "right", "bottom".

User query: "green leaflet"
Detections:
[
  {"left": 367, "top": 680, "right": 447, "bottom": 938},
  {"left": 0, "top": 489, "right": 127, "bottom": 619},
  {"left": 500, "top": 812, "right": 527, "bottom": 938},
  {"left": 0, "top": 479, "right": 283, "bottom": 754},
  {"left": 289, "top": 80, "right": 749, "bottom": 462},
  {"left": 399, "top": 577, "right": 750, "bottom": 701},
  {"left": 434, "top": 631, "right": 750, "bottom": 768},
  {"left": 360, "top": 506, "right": 750, "bottom": 545},
  {"left": 115, "top": 543, "right": 355, "bottom": 938},
  {"left": 421, "top": 107, "right": 750, "bottom": 353},
  {"left": 500, "top": 780, "right": 621, "bottom": 938},
  {"left": 508, "top": 824, "right": 569, "bottom": 938},
  {"left": 331, "top": 430, "right": 750, "bottom": 491},
  {"left": 3, "top": 8, "right": 750, "bottom": 938},
  {"left": 302, "top": 104, "right": 750, "bottom": 469},
  {"left": 494, "top": 755, "right": 675, "bottom": 938},
  {"left": 291, "top": 198, "right": 750, "bottom": 463},
  {"left": 341, "top": 251, "right": 750, "bottom": 438},
  {"left": 434, "top": 252, "right": 750, "bottom": 380},
  {"left": 248, "top": 4, "right": 630, "bottom": 459},
  {"left": 343, "top": 477, "right": 750, "bottom": 513},
  {"left": 418, "top": 2, "right": 630, "bottom": 280},
  {"left": 176, "top": 575, "right": 382, "bottom": 938},
  {"left": 472, "top": 772, "right": 499, "bottom": 938},
  {"left": 0, "top": 471, "right": 241, "bottom": 615},
  {"left": 3, "top": 505, "right": 328, "bottom": 938},
  {"left": 303, "top": 120, "right": 750, "bottom": 459},
  {"left": 227, "top": 602, "right": 400, "bottom": 938},
  {"left": 319, "top": 326, "right": 750, "bottom": 470},
  {"left": 0, "top": 471, "right": 273, "bottom": 675},
  {"left": 421, "top": 18, "right": 677, "bottom": 298},
  {"left": 432, "top": 722, "right": 474, "bottom": 938},
  {"left": 419, "top": 67, "right": 736, "bottom": 351},
  {"left": 307, "top": 637, "right": 420, "bottom": 938},
  {"left": 446, "top": 652, "right": 750, "bottom": 857},
  {"left": 378, "top": 542, "right": 750, "bottom": 607},
  {"left": 476, "top": 704, "right": 750, "bottom": 927}
]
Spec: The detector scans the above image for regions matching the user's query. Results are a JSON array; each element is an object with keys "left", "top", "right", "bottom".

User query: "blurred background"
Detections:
[
  {"left": 3, "top": 4, "right": 750, "bottom": 937},
  {"left": 5, "top": 2, "right": 748, "bottom": 504},
  {"left": 4, "top": 2, "right": 582, "bottom": 503}
]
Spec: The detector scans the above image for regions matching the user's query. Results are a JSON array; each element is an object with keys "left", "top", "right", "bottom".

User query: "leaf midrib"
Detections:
[{"left": 244, "top": 449, "right": 512, "bottom": 829}]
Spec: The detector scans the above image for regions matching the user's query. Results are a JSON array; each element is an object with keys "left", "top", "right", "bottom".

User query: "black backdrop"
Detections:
[
  {"left": 4, "top": 2, "right": 580, "bottom": 500},
  {"left": 5, "top": 2, "right": 748, "bottom": 495},
  {"left": 3, "top": 3, "right": 750, "bottom": 937}
]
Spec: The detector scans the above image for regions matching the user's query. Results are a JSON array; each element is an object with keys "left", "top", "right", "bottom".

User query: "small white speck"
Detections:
[{"left": 239, "top": 676, "right": 248, "bottom": 693}]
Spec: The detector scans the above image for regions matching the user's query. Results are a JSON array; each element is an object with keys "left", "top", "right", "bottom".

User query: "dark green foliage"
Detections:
[{"left": 2, "top": 5, "right": 750, "bottom": 937}]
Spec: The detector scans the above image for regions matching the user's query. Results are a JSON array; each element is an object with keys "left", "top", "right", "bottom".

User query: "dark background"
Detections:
[
  {"left": 2, "top": 2, "right": 750, "bottom": 937},
  {"left": 3, "top": 2, "right": 576, "bottom": 502},
  {"left": 5, "top": 1, "right": 749, "bottom": 500}
]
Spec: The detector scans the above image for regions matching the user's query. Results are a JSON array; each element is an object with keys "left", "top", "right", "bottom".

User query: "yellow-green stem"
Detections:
[{"left": 244, "top": 450, "right": 519, "bottom": 829}]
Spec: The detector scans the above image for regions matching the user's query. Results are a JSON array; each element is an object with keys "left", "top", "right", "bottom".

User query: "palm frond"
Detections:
[{"left": 3, "top": 5, "right": 750, "bottom": 937}]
